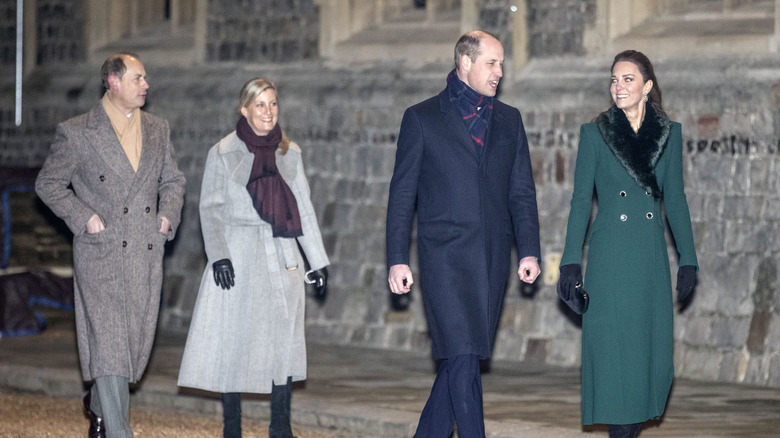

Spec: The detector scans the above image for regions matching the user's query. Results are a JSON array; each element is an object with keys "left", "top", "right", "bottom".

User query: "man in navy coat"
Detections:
[{"left": 386, "top": 30, "right": 541, "bottom": 437}]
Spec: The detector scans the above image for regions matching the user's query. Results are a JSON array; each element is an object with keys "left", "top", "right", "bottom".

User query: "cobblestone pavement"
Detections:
[{"left": 1, "top": 308, "right": 780, "bottom": 437}]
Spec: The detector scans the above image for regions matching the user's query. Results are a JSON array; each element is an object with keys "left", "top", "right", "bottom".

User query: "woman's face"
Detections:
[
  {"left": 241, "top": 88, "right": 278, "bottom": 136},
  {"left": 610, "top": 61, "right": 653, "bottom": 113}
]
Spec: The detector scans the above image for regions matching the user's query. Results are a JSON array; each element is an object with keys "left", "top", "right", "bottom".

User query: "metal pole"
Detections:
[{"left": 15, "top": 0, "right": 23, "bottom": 127}]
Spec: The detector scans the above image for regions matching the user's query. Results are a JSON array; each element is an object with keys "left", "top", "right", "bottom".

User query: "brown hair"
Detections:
[
  {"left": 611, "top": 50, "right": 663, "bottom": 109},
  {"left": 238, "top": 77, "right": 291, "bottom": 154}
]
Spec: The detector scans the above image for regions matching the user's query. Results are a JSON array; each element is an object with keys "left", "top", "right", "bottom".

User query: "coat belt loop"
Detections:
[{"left": 276, "top": 238, "right": 298, "bottom": 271}]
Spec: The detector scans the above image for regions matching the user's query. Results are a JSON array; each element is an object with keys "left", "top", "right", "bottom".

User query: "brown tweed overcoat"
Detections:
[{"left": 35, "top": 103, "right": 185, "bottom": 383}]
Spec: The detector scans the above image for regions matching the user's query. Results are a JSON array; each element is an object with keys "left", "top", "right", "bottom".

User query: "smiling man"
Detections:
[
  {"left": 35, "top": 52, "right": 185, "bottom": 438},
  {"left": 386, "top": 31, "right": 541, "bottom": 437}
]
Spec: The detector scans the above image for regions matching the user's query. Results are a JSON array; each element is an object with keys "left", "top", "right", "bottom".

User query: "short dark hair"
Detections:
[
  {"left": 100, "top": 52, "right": 140, "bottom": 90},
  {"left": 611, "top": 50, "right": 663, "bottom": 108},
  {"left": 454, "top": 30, "right": 499, "bottom": 72}
]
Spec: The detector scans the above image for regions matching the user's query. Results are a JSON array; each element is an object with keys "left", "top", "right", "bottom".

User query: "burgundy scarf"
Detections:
[{"left": 236, "top": 117, "right": 303, "bottom": 238}]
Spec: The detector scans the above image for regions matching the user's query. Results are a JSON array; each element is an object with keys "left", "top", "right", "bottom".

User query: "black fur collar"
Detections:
[{"left": 595, "top": 103, "right": 671, "bottom": 199}]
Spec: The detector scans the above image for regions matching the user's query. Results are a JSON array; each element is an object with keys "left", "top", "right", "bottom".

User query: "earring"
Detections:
[{"left": 643, "top": 94, "right": 648, "bottom": 103}]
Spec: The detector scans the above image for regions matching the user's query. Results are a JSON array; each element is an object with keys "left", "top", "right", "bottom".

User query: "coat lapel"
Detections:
[
  {"left": 482, "top": 105, "right": 506, "bottom": 164},
  {"left": 125, "top": 112, "right": 160, "bottom": 201},
  {"left": 220, "top": 133, "right": 255, "bottom": 186},
  {"left": 84, "top": 104, "right": 136, "bottom": 182},
  {"left": 438, "top": 91, "right": 479, "bottom": 160}
]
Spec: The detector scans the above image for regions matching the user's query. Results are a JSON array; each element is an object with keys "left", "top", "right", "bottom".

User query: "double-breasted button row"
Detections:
[
  {"left": 619, "top": 191, "right": 628, "bottom": 222},
  {"left": 621, "top": 213, "right": 654, "bottom": 221},
  {"left": 121, "top": 241, "right": 155, "bottom": 249},
  {"left": 122, "top": 206, "right": 152, "bottom": 214}
]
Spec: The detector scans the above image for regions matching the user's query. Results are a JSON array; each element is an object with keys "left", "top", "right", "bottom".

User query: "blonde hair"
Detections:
[{"left": 238, "top": 77, "right": 291, "bottom": 154}]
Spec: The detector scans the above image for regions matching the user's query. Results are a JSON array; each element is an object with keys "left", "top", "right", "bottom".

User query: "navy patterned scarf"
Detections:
[
  {"left": 236, "top": 117, "right": 303, "bottom": 238},
  {"left": 446, "top": 69, "right": 494, "bottom": 151}
]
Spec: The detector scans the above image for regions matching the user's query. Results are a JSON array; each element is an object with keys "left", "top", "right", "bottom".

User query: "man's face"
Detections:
[
  {"left": 459, "top": 36, "right": 504, "bottom": 97},
  {"left": 109, "top": 56, "right": 149, "bottom": 114}
]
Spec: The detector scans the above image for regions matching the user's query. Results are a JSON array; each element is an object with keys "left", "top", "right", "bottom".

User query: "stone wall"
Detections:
[
  {"left": 35, "top": 0, "right": 85, "bottom": 64},
  {"left": 0, "top": 0, "right": 86, "bottom": 66},
  {"left": 526, "top": 0, "right": 596, "bottom": 57},
  {"left": 205, "top": 0, "right": 319, "bottom": 62},
  {"left": 0, "top": 0, "right": 15, "bottom": 66}
]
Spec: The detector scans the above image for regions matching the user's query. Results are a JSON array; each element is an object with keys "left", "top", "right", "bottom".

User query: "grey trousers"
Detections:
[{"left": 90, "top": 375, "right": 132, "bottom": 438}]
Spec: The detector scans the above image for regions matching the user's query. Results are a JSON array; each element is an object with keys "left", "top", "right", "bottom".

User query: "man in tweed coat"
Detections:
[{"left": 35, "top": 52, "right": 185, "bottom": 438}]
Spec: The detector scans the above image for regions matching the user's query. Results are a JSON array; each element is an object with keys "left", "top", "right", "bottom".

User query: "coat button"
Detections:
[
  {"left": 619, "top": 190, "right": 627, "bottom": 197},
  {"left": 620, "top": 214, "right": 628, "bottom": 222},
  {"left": 158, "top": 177, "right": 163, "bottom": 183},
  {"left": 123, "top": 207, "right": 128, "bottom": 214},
  {"left": 145, "top": 206, "right": 151, "bottom": 213},
  {"left": 99, "top": 175, "right": 105, "bottom": 182},
  {"left": 147, "top": 244, "right": 153, "bottom": 250},
  {"left": 646, "top": 212, "right": 654, "bottom": 219},
  {"left": 646, "top": 191, "right": 652, "bottom": 196},
  {"left": 122, "top": 241, "right": 127, "bottom": 247}
]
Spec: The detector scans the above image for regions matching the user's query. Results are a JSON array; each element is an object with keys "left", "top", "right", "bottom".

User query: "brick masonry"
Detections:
[{"left": 0, "top": 1, "right": 778, "bottom": 389}]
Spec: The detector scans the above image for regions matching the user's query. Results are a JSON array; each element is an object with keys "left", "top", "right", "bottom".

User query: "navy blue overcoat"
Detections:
[{"left": 386, "top": 90, "right": 540, "bottom": 360}]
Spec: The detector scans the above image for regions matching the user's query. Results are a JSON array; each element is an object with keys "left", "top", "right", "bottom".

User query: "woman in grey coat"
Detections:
[{"left": 178, "top": 77, "right": 330, "bottom": 438}]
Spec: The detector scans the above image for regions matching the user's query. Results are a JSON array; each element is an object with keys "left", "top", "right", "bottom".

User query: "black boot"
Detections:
[
  {"left": 222, "top": 392, "right": 242, "bottom": 438},
  {"left": 609, "top": 422, "right": 643, "bottom": 438},
  {"left": 269, "top": 377, "right": 297, "bottom": 438}
]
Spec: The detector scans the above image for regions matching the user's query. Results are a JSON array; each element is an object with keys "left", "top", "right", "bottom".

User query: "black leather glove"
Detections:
[
  {"left": 676, "top": 265, "right": 697, "bottom": 302},
  {"left": 558, "top": 264, "right": 588, "bottom": 314},
  {"left": 558, "top": 264, "right": 582, "bottom": 302},
  {"left": 306, "top": 267, "right": 328, "bottom": 301},
  {"left": 213, "top": 259, "right": 235, "bottom": 290}
]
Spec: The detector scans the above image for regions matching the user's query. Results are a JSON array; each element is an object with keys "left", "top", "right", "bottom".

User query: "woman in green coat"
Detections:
[{"left": 558, "top": 50, "right": 698, "bottom": 438}]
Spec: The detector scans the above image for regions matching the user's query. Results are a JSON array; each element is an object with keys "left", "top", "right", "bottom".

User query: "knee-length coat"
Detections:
[
  {"left": 177, "top": 132, "right": 329, "bottom": 394},
  {"left": 561, "top": 104, "right": 698, "bottom": 425},
  {"left": 35, "top": 104, "right": 186, "bottom": 383},
  {"left": 386, "top": 90, "right": 541, "bottom": 360}
]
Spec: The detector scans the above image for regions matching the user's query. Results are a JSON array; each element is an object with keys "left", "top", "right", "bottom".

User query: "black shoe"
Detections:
[{"left": 83, "top": 392, "right": 106, "bottom": 438}]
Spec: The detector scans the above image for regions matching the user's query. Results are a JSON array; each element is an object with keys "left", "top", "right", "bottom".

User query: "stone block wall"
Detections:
[
  {"left": 526, "top": 0, "right": 596, "bottom": 57},
  {"left": 35, "top": 0, "right": 85, "bottom": 64},
  {"left": 205, "top": 0, "right": 319, "bottom": 62},
  {"left": 0, "top": 0, "right": 15, "bottom": 66}
]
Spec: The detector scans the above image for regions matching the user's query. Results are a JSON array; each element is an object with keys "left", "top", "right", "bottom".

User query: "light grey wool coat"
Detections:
[
  {"left": 35, "top": 103, "right": 186, "bottom": 383},
  {"left": 178, "top": 131, "right": 329, "bottom": 394}
]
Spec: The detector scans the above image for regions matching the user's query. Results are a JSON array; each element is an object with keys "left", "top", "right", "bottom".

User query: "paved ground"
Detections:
[
  {"left": 1, "top": 308, "right": 780, "bottom": 437},
  {"left": 0, "top": 391, "right": 355, "bottom": 438}
]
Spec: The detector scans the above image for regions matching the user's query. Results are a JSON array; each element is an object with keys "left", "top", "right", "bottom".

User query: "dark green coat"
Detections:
[{"left": 561, "top": 105, "right": 698, "bottom": 425}]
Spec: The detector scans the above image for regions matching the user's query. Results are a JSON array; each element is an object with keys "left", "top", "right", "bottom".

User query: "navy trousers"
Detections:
[{"left": 414, "top": 354, "right": 485, "bottom": 438}]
